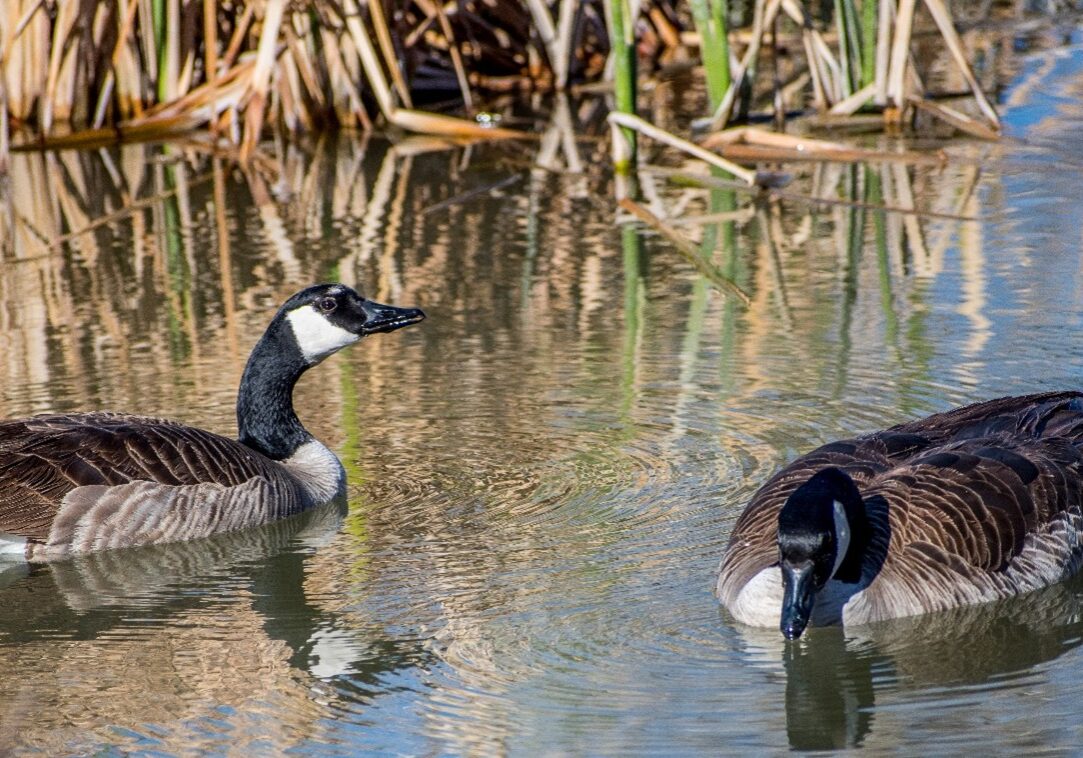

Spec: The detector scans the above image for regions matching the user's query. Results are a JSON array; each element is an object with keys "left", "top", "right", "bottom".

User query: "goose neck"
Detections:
[{"left": 236, "top": 325, "right": 311, "bottom": 460}]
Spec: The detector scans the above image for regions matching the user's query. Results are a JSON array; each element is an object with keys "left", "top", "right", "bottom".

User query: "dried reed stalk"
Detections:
[
  {"left": 702, "top": 125, "right": 948, "bottom": 164},
  {"left": 369, "top": 0, "right": 413, "bottom": 109},
  {"left": 3, "top": 0, "right": 542, "bottom": 158}
]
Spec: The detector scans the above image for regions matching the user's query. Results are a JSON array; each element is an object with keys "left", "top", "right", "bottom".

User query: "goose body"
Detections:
[
  {"left": 0, "top": 284, "right": 424, "bottom": 562},
  {"left": 717, "top": 391, "right": 1083, "bottom": 639}
]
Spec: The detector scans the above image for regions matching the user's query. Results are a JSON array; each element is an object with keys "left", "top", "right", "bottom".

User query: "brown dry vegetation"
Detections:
[{"left": 0, "top": 0, "right": 1041, "bottom": 175}]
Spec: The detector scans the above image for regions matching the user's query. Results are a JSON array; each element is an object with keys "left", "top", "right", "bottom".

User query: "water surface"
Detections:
[{"left": 4, "top": 34, "right": 1083, "bottom": 755}]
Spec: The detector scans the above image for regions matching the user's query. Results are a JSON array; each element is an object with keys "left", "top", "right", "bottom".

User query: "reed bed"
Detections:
[{"left": 0, "top": 0, "right": 1023, "bottom": 173}]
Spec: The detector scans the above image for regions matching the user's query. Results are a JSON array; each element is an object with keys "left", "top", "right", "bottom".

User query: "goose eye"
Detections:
[{"left": 317, "top": 297, "right": 337, "bottom": 313}]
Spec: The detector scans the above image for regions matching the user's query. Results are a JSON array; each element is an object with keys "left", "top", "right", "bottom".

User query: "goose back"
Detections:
[
  {"left": 718, "top": 390, "right": 1083, "bottom": 627},
  {"left": 0, "top": 412, "right": 328, "bottom": 561}
]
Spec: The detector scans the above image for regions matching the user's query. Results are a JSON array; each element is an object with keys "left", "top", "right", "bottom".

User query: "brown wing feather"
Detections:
[
  {"left": 0, "top": 412, "right": 291, "bottom": 541},
  {"left": 888, "top": 390, "right": 1083, "bottom": 442},
  {"left": 877, "top": 435, "right": 1083, "bottom": 569}
]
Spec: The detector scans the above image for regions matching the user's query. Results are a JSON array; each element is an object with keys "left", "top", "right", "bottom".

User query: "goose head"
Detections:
[
  {"left": 236, "top": 284, "right": 424, "bottom": 462},
  {"left": 776, "top": 467, "right": 865, "bottom": 640},
  {"left": 280, "top": 284, "right": 426, "bottom": 365}
]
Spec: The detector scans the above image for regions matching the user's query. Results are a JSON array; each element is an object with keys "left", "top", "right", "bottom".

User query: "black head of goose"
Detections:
[
  {"left": 717, "top": 390, "right": 1083, "bottom": 639},
  {"left": 0, "top": 283, "right": 424, "bottom": 562}
]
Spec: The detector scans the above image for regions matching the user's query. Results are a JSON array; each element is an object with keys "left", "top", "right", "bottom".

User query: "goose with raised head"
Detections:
[
  {"left": 717, "top": 391, "right": 1083, "bottom": 639},
  {"left": 0, "top": 283, "right": 424, "bottom": 562}
]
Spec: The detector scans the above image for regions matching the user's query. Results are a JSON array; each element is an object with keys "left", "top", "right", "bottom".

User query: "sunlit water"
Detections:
[{"left": 6, "top": 33, "right": 1083, "bottom": 756}]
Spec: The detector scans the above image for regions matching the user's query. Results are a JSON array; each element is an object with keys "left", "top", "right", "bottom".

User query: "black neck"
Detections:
[{"left": 236, "top": 318, "right": 312, "bottom": 460}]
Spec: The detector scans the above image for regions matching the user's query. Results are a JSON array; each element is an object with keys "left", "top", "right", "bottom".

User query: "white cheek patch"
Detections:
[
  {"left": 287, "top": 304, "right": 360, "bottom": 364},
  {"left": 831, "top": 499, "right": 851, "bottom": 579}
]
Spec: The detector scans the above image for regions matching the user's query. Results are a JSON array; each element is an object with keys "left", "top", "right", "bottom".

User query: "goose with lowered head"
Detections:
[
  {"left": 717, "top": 391, "right": 1083, "bottom": 639},
  {"left": 0, "top": 283, "right": 424, "bottom": 562}
]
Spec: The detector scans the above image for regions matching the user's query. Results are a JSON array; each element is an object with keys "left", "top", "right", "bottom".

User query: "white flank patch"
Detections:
[
  {"left": 287, "top": 304, "right": 359, "bottom": 364},
  {"left": 0, "top": 531, "right": 27, "bottom": 560},
  {"left": 831, "top": 499, "right": 851, "bottom": 579}
]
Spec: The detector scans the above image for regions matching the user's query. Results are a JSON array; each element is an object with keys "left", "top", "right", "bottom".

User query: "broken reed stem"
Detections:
[
  {"left": 554, "top": 0, "right": 577, "bottom": 90},
  {"left": 702, "top": 126, "right": 948, "bottom": 165},
  {"left": 433, "top": 2, "right": 473, "bottom": 111},
  {"left": 907, "top": 96, "right": 999, "bottom": 140},
  {"left": 203, "top": 0, "right": 218, "bottom": 83},
  {"left": 608, "top": 111, "right": 757, "bottom": 185},
  {"left": 523, "top": 0, "right": 574, "bottom": 90},
  {"left": 239, "top": 0, "right": 285, "bottom": 160},
  {"left": 342, "top": 0, "right": 395, "bottom": 118},
  {"left": 0, "top": 77, "right": 8, "bottom": 175},
  {"left": 709, "top": 0, "right": 782, "bottom": 130},
  {"left": 886, "top": 0, "right": 916, "bottom": 114},
  {"left": 919, "top": 0, "right": 1000, "bottom": 130}
]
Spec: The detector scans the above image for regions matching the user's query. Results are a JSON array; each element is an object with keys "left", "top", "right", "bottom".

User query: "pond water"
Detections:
[{"left": 5, "top": 31, "right": 1083, "bottom": 756}]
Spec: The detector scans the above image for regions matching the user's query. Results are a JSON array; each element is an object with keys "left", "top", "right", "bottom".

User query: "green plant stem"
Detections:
[
  {"left": 153, "top": 0, "right": 167, "bottom": 102},
  {"left": 691, "top": 0, "right": 732, "bottom": 112},
  {"left": 835, "top": 0, "right": 863, "bottom": 96},
  {"left": 609, "top": 0, "right": 637, "bottom": 173},
  {"left": 861, "top": 0, "right": 877, "bottom": 88}
]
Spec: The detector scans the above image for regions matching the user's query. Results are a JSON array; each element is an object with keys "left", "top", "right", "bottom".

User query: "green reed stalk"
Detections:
[
  {"left": 690, "top": 0, "right": 731, "bottom": 111},
  {"left": 152, "top": 0, "right": 167, "bottom": 102},
  {"left": 159, "top": 161, "right": 191, "bottom": 359},
  {"left": 608, "top": 0, "right": 637, "bottom": 173},
  {"left": 861, "top": 0, "right": 877, "bottom": 88},
  {"left": 835, "top": 0, "right": 862, "bottom": 96}
]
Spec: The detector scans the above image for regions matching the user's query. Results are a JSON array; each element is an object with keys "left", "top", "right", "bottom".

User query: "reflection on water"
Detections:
[
  {"left": 0, "top": 502, "right": 432, "bottom": 754},
  {"left": 4, "top": 43, "right": 1083, "bottom": 753},
  {"left": 738, "top": 573, "right": 1083, "bottom": 751}
]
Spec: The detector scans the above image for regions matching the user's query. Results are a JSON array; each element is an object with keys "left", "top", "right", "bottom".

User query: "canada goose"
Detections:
[
  {"left": 0, "top": 283, "right": 424, "bottom": 562},
  {"left": 717, "top": 391, "right": 1083, "bottom": 639}
]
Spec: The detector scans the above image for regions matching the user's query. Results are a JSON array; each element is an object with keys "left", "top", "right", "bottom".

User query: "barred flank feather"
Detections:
[{"left": 0, "top": 413, "right": 316, "bottom": 561}]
